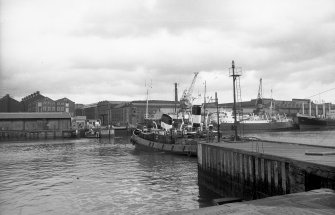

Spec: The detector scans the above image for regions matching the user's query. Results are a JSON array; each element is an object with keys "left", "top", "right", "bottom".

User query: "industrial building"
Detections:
[
  {"left": 0, "top": 112, "right": 72, "bottom": 139},
  {"left": 0, "top": 94, "right": 22, "bottom": 112},
  {"left": 0, "top": 92, "right": 76, "bottom": 116},
  {"left": 76, "top": 100, "right": 180, "bottom": 128},
  {"left": 204, "top": 98, "right": 334, "bottom": 117}
]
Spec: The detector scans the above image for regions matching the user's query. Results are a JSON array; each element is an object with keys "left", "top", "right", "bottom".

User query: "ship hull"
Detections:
[
  {"left": 131, "top": 131, "right": 197, "bottom": 156},
  {"left": 297, "top": 116, "right": 335, "bottom": 131},
  {"left": 220, "top": 121, "right": 295, "bottom": 135}
]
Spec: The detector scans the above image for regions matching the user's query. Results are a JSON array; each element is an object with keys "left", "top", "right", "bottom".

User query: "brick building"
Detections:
[
  {"left": 0, "top": 94, "right": 22, "bottom": 112},
  {"left": 97, "top": 101, "right": 124, "bottom": 126},
  {"left": 21, "top": 91, "right": 45, "bottom": 111},
  {"left": 80, "top": 103, "right": 98, "bottom": 120},
  {"left": 56, "top": 98, "right": 75, "bottom": 116},
  {"left": 28, "top": 97, "right": 56, "bottom": 112},
  {"left": 110, "top": 100, "right": 180, "bottom": 127}
]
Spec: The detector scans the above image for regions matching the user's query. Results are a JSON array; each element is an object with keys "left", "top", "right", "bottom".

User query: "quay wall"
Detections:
[{"left": 198, "top": 142, "right": 335, "bottom": 200}]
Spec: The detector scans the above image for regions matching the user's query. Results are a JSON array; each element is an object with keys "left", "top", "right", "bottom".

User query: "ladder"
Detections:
[{"left": 235, "top": 76, "right": 244, "bottom": 136}]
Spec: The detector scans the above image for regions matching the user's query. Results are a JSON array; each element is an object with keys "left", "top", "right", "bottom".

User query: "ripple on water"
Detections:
[{"left": 0, "top": 138, "right": 205, "bottom": 214}]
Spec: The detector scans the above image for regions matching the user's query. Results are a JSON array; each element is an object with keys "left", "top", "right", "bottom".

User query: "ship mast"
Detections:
[
  {"left": 204, "top": 81, "right": 207, "bottom": 129},
  {"left": 229, "top": 61, "right": 242, "bottom": 141},
  {"left": 145, "top": 80, "right": 152, "bottom": 119}
]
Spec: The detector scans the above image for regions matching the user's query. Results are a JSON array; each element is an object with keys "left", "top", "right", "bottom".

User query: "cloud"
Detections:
[{"left": 1, "top": 0, "right": 335, "bottom": 104}]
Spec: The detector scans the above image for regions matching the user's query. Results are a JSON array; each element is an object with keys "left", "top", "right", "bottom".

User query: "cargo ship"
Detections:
[
  {"left": 296, "top": 102, "right": 335, "bottom": 130},
  {"left": 297, "top": 114, "right": 335, "bottom": 131},
  {"left": 211, "top": 110, "right": 295, "bottom": 135}
]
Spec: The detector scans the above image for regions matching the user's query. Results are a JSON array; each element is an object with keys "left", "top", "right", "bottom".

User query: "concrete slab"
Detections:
[
  {"left": 204, "top": 140, "right": 335, "bottom": 167},
  {"left": 168, "top": 189, "right": 335, "bottom": 215}
]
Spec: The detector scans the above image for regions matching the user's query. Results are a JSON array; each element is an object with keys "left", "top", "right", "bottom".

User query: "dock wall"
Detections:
[{"left": 198, "top": 143, "right": 335, "bottom": 200}]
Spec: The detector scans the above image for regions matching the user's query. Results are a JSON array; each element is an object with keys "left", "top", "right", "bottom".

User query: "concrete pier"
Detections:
[
  {"left": 169, "top": 189, "right": 335, "bottom": 215},
  {"left": 197, "top": 140, "right": 335, "bottom": 200}
]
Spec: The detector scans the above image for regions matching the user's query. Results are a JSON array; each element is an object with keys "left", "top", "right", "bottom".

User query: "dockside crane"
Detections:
[
  {"left": 180, "top": 72, "right": 199, "bottom": 110},
  {"left": 254, "top": 78, "right": 264, "bottom": 115}
]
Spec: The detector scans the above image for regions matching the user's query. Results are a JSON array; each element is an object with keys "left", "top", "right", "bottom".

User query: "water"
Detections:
[
  {"left": 0, "top": 135, "right": 217, "bottom": 215},
  {"left": 1, "top": 131, "right": 333, "bottom": 214}
]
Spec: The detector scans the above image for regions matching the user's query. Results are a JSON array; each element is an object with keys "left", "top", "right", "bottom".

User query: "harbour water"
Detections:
[
  {"left": 0, "top": 134, "right": 218, "bottom": 215},
  {"left": 0, "top": 130, "right": 333, "bottom": 214}
]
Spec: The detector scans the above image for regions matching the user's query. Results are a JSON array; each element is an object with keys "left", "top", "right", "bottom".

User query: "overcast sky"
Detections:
[{"left": 1, "top": 0, "right": 334, "bottom": 105}]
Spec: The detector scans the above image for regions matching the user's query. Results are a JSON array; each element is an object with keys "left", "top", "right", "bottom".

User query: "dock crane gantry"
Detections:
[
  {"left": 255, "top": 78, "right": 264, "bottom": 115},
  {"left": 180, "top": 72, "right": 199, "bottom": 110}
]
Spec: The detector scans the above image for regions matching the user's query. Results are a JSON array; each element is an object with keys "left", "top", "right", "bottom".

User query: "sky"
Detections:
[{"left": 1, "top": 0, "right": 335, "bottom": 105}]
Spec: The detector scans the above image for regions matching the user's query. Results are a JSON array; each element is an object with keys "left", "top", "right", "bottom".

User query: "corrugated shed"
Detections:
[{"left": 0, "top": 112, "right": 71, "bottom": 119}]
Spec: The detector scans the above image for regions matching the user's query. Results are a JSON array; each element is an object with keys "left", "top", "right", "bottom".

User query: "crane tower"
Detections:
[{"left": 180, "top": 72, "right": 199, "bottom": 110}]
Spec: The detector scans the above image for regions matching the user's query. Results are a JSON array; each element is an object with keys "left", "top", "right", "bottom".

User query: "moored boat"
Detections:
[
  {"left": 211, "top": 110, "right": 295, "bottom": 135},
  {"left": 131, "top": 112, "right": 202, "bottom": 156},
  {"left": 131, "top": 129, "right": 198, "bottom": 156},
  {"left": 297, "top": 114, "right": 335, "bottom": 131},
  {"left": 296, "top": 102, "right": 335, "bottom": 131}
]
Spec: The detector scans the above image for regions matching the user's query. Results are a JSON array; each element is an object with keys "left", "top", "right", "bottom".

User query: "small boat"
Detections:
[{"left": 84, "top": 129, "right": 100, "bottom": 138}]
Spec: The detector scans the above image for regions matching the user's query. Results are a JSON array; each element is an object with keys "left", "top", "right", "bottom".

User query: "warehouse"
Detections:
[{"left": 0, "top": 112, "right": 72, "bottom": 139}]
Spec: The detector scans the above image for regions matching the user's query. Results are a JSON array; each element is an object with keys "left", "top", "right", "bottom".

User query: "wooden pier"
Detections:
[{"left": 198, "top": 140, "right": 335, "bottom": 200}]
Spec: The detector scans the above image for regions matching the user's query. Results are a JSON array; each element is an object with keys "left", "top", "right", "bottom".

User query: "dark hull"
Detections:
[
  {"left": 131, "top": 132, "right": 197, "bottom": 156},
  {"left": 220, "top": 121, "right": 295, "bottom": 135},
  {"left": 297, "top": 116, "right": 335, "bottom": 131}
]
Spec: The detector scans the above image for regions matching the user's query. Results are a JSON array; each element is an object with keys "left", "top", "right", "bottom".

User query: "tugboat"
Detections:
[
  {"left": 131, "top": 112, "right": 199, "bottom": 157},
  {"left": 131, "top": 73, "right": 209, "bottom": 156}
]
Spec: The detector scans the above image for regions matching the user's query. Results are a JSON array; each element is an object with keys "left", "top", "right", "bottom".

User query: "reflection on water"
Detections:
[{"left": 0, "top": 135, "right": 217, "bottom": 215}]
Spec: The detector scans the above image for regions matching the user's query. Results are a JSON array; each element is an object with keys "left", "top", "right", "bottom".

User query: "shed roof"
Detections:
[{"left": 0, "top": 112, "right": 71, "bottom": 119}]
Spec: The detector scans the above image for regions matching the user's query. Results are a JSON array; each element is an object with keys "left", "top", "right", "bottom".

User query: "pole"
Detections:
[
  {"left": 232, "top": 61, "right": 238, "bottom": 141},
  {"left": 108, "top": 108, "right": 111, "bottom": 139},
  {"left": 216, "top": 92, "right": 220, "bottom": 142},
  {"left": 204, "top": 81, "right": 207, "bottom": 129},
  {"left": 174, "top": 83, "right": 178, "bottom": 113},
  {"left": 146, "top": 88, "right": 149, "bottom": 119}
]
